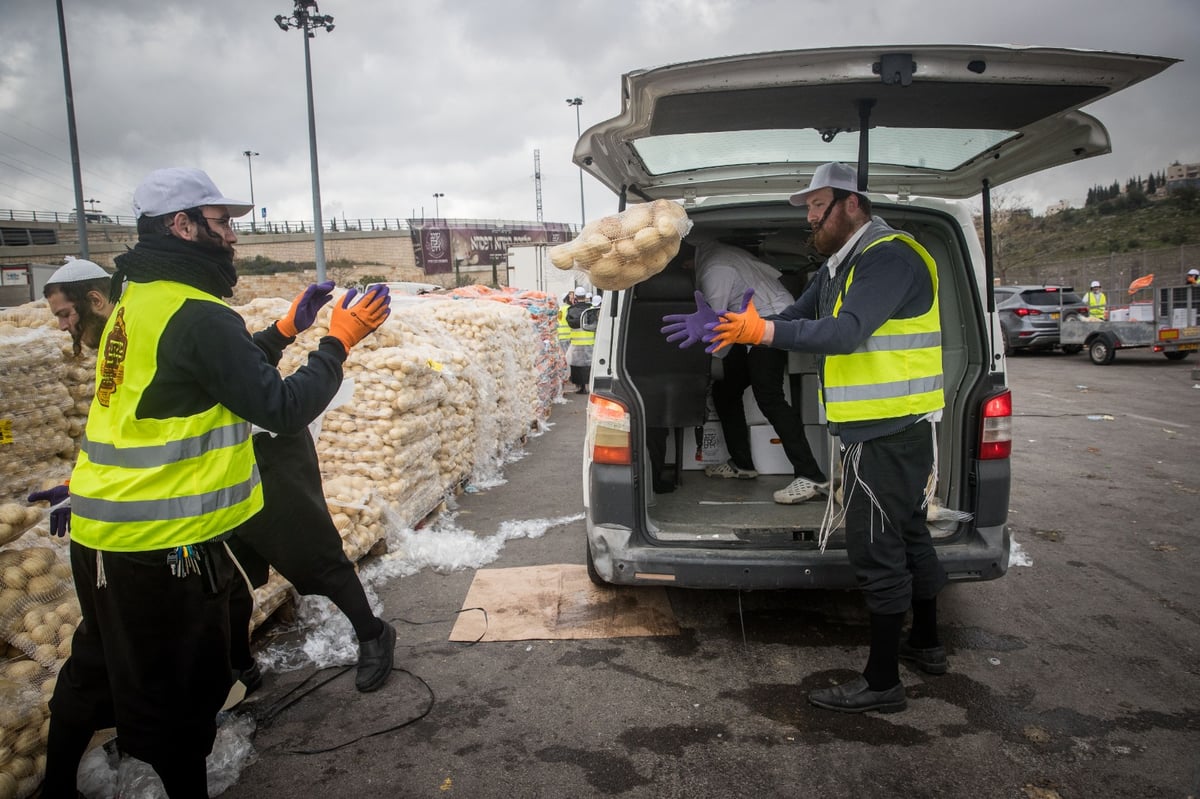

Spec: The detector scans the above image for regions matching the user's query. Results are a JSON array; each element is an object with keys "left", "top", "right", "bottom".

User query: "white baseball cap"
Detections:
[
  {"left": 1090, "top": 280, "right": 1101, "bottom": 288},
  {"left": 789, "top": 162, "right": 862, "bottom": 206},
  {"left": 47, "top": 258, "right": 109, "bottom": 285},
  {"left": 574, "top": 286, "right": 587, "bottom": 294},
  {"left": 1188, "top": 268, "right": 1199, "bottom": 277},
  {"left": 132, "top": 167, "right": 253, "bottom": 218}
]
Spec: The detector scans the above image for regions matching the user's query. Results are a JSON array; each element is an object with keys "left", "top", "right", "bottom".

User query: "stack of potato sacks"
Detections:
[
  {"left": 238, "top": 286, "right": 551, "bottom": 624},
  {"left": 0, "top": 501, "right": 75, "bottom": 799},
  {"left": 549, "top": 199, "right": 692, "bottom": 290}
]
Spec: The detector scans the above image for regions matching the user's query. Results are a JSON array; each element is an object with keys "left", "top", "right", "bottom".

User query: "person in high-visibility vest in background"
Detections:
[
  {"left": 1085, "top": 280, "right": 1107, "bottom": 319},
  {"left": 556, "top": 287, "right": 581, "bottom": 352}
]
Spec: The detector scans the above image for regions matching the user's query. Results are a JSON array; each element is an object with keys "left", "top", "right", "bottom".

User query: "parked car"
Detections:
[
  {"left": 574, "top": 44, "right": 1174, "bottom": 590},
  {"left": 995, "top": 285, "right": 1088, "bottom": 355}
]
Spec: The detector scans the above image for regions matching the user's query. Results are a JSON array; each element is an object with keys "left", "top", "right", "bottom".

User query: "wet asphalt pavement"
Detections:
[{"left": 221, "top": 349, "right": 1200, "bottom": 799}]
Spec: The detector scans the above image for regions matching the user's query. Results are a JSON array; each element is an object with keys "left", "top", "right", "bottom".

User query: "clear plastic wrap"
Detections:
[{"left": 548, "top": 200, "right": 692, "bottom": 290}]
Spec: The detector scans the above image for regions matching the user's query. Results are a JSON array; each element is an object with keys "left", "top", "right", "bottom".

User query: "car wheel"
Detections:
[
  {"left": 1089, "top": 336, "right": 1116, "bottom": 365},
  {"left": 1163, "top": 351, "right": 1190, "bottom": 361},
  {"left": 585, "top": 539, "right": 607, "bottom": 586},
  {"left": 1061, "top": 344, "right": 1082, "bottom": 355},
  {"left": 999, "top": 324, "right": 1012, "bottom": 356}
]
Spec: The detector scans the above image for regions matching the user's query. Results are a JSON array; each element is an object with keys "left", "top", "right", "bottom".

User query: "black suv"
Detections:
[{"left": 995, "top": 285, "right": 1088, "bottom": 355}]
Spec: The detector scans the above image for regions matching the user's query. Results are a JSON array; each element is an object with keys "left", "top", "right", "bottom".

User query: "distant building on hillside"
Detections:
[
  {"left": 1166, "top": 161, "right": 1200, "bottom": 192},
  {"left": 1045, "top": 199, "right": 1071, "bottom": 215}
]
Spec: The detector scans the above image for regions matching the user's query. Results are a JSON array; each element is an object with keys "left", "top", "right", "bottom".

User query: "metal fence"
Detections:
[{"left": 1001, "top": 243, "right": 1200, "bottom": 294}]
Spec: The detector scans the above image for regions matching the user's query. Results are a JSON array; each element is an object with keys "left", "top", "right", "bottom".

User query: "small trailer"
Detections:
[{"left": 1060, "top": 284, "right": 1200, "bottom": 364}]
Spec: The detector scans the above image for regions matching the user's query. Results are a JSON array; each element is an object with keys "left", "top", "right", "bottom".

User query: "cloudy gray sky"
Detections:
[{"left": 1, "top": 0, "right": 1197, "bottom": 227}]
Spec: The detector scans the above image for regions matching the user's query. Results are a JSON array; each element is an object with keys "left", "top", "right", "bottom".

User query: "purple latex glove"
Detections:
[
  {"left": 293, "top": 280, "right": 336, "bottom": 333},
  {"left": 28, "top": 484, "right": 71, "bottom": 537},
  {"left": 702, "top": 288, "right": 756, "bottom": 353},
  {"left": 661, "top": 291, "right": 722, "bottom": 349}
]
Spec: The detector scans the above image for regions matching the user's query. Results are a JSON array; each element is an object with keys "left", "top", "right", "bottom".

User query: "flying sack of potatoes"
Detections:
[{"left": 548, "top": 200, "right": 692, "bottom": 291}]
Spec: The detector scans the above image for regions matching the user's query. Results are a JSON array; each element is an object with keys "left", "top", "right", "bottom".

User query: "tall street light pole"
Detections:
[
  {"left": 433, "top": 192, "right": 444, "bottom": 218},
  {"left": 275, "top": 1, "right": 335, "bottom": 282},
  {"left": 566, "top": 97, "right": 585, "bottom": 229},
  {"left": 243, "top": 150, "right": 259, "bottom": 232},
  {"left": 56, "top": 0, "right": 87, "bottom": 257}
]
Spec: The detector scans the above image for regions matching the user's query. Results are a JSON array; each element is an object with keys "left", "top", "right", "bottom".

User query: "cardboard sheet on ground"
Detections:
[{"left": 449, "top": 564, "right": 679, "bottom": 641}]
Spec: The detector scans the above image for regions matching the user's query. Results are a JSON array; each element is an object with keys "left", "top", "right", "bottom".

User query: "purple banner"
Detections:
[{"left": 409, "top": 221, "right": 574, "bottom": 275}]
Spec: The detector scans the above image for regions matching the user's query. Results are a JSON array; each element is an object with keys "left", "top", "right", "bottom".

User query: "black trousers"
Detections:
[
  {"left": 47, "top": 539, "right": 237, "bottom": 786},
  {"left": 842, "top": 419, "right": 947, "bottom": 615},
  {"left": 711, "top": 344, "right": 825, "bottom": 480},
  {"left": 226, "top": 430, "right": 379, "bottom": 666}
]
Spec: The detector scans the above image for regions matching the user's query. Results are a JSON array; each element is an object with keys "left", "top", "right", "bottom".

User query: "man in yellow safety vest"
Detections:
[
  {"left": 705, "top": 162, "right": 947, "bottom": 715},
  {"left": 43, "top": 167, "right": 391, "bottom": 797},
  {"left": 1085, "top": 280, "right": 1107, "bottom": 319}
]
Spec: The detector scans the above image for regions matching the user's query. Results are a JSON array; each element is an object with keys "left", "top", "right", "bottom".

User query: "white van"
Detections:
[{"left": 577, "top": 44, "right": 1175, "bottom": 588}]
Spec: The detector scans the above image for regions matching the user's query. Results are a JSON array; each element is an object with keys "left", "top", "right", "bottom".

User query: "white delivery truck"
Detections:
[{"left": 572, "top": 44, "right": 1175, "bottom": 589}]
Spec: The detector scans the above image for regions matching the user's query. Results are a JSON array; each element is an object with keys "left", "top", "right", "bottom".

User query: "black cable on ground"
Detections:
[{"left": 244, "top": 606, "right": 489, "bottom": 755}]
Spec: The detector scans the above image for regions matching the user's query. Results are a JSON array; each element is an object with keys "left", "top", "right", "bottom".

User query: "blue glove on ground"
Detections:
[
  {"left": 661, "top": 291, "right": 722, "bottom": 349},
  {"left": 28, "top": 484, "right": 71, "bottom": 537}
]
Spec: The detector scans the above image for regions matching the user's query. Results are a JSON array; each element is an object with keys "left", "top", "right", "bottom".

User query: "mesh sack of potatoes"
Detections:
[
  {"left": 249, "top": 569, "right": 294, "bottom": 632},
  {"left": 0, "top": 300, "right": 51, "bottom": 331},
  {"left": 57, "top": 342, "right": 97, "bottom": 449},
  {"left": 0, "top": 505, "right": 43, "bottom": 550},
  {"left": 0, "top": 327, "right": 77, "bottom": 503},
  {"left": 0, "top": 544, "right": 78, "bottom": 669},
  {"left": 548, "top": 200, "right": 692, "bottom": 291},
  {"left": 423, "top": 298, "right": 541, "bottom": 453},
  {"left": 323, "top": 476, "right": 386, "bottom": 563},
  {"left": 0, "top": 667, "right": 54, "bottom": 799}
]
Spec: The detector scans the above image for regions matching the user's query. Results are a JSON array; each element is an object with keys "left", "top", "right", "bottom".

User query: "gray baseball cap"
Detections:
[
  {"left": 788, "top": 162, "right": 862, "bottom": 206},
  {"left": 132, "top": 167, "right": 253, "bottom": 218}
]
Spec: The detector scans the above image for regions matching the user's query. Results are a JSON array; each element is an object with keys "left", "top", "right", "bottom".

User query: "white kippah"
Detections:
[{"left": 47, "top": 259, "right": 110, "bottom": 284}]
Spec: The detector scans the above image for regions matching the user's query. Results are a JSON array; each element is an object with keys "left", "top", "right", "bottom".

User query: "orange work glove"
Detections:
[
  {"left": 328, "top": 285, "right": 391, "bottom": 353},
  {"left": 705, "top": 298, "right": 766, "bottom": 353}
]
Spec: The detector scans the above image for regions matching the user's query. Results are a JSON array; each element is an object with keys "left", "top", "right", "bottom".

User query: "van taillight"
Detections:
[
  {"left": 979, "top": 390, "right": 1012, "bottom": 460},
  {"left": 587, "top": 395, "right": 631, "bottom": 465}
]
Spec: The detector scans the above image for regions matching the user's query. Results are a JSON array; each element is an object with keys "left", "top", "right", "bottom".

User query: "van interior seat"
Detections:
[{"left": 625, "top": 261, "right": 711, "bottom": 485}]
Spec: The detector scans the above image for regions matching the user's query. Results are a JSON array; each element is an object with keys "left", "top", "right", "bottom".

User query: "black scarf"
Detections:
[{"left": 110, "top": 235, "right": 238, "bottom": 302}]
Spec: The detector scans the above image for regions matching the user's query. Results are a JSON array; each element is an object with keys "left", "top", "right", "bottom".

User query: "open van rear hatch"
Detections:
[{"left": 575, "top": 45, "right": 1176, "bottom": 201}]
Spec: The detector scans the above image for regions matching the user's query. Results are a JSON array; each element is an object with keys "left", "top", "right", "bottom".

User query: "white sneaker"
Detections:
[
  {"left": 773, "top": 477, "right": 826, "bottom": 504},
  {"left": 704, "top": 460, "right": 759, "bottom": 479}
]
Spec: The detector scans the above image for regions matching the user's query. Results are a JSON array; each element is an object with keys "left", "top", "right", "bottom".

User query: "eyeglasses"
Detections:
[{"left": 203, "top": 216, "right": 233, "bottom": 231}]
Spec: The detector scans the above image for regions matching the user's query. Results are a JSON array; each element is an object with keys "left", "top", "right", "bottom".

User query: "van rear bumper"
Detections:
[{"left": 586, "top": 522, "right": 1010, "bottom": 590}]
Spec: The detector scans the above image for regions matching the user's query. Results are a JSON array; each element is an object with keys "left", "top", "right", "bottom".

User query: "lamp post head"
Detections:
[{"left": 566, "top": 97, "right": 582, "bottom": 106}]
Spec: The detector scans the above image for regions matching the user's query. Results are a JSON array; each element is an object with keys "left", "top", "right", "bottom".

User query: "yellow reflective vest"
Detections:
[
  {"left": 70, "top": 281, "right": 263, "bottom": 552},
  {"left": 557, "top": 305, "right": 572, "bottom": 342},
  {"left": 1087, "top": 291, "right": 1107, "bottom": 319},
  {"left": 823, "top": 233, "right": 944, "bottom": 423},
  {"left": 569, "top": 322, "right": 595, "bottom": 348}
]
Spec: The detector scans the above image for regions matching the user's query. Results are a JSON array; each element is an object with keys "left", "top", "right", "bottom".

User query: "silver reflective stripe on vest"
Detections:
[
  {"left": 71, "top": 466, "right": 261, "bottom": 523},
  {"left": 854, "top": 331, "right": 942, "bottom": 354},
  {"left": 823, "top": 375, "right": 944, "bottom": 403},
  {"left": 81, "top": 422, "right": 252, "bottom": 468}
]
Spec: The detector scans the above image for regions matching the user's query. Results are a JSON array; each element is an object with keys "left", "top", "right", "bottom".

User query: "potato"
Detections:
[
  {"left": 576, "top": 233, "right": 612, "bottom": 264},
  {"left": 0, "top": 771, "right": 16, "bottom": 799},
  {"left": 1, "top": 568, "right": 25, "bottom": 591},
  {"left": 633, "top": 226, "right": 665, "bottom": 254},
  {"left": 548, "top": 244, "right": 576, "bottom": 270},
  {"left": 618, "top": 203, "right": 653, "bottom": 235},
  {"left": 25, "top": 575, "right": 60, "bottom": 597},
  {"left": 614, "top": 238, "right": 640, "bottom": 262}
]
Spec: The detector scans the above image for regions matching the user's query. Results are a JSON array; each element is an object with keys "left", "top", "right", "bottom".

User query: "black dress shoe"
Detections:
[
  {"left": 808, "top": 676, "right": 906, "bottom": 713},
  {"left": 899, "top": 641, "right": 948, "bottom": 675},
  {"left": 653, "top": 480, "right": 676, "bottom": 494},
  {"left": 355, "top": 621, "right": 396, "bottom": 693},
  {"left": 233, "top": 661, "right": 263, "bottom": 696}
]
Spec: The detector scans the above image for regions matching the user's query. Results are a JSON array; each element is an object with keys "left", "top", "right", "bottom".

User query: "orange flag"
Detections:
[{"left": 1128, "top": 274, "right": 1154, "bottom": 294}]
